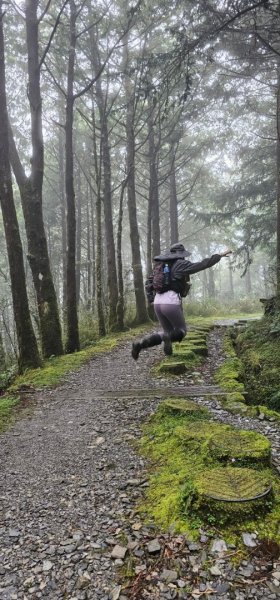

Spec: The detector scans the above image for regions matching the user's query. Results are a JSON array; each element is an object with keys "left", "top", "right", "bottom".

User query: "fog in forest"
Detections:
[{"left": 0, "top": 0, "right": 279, "bottom": 371}]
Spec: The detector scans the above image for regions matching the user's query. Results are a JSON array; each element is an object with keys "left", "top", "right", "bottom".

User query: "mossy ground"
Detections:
[
  {"left": 235, "top": 316, "right": 280, "bottom": 409},
  {"left": 215, "top": 320, "right": 280, "bottom": 419},
  {"left": 139, "top": 398, "right": 280, "bottom": 543},
  {"left": 154, "top": 323, "right": 212, "bottom": 376},
  {"left": 0, "top": 395, "right": 19, "bottom": 433}
]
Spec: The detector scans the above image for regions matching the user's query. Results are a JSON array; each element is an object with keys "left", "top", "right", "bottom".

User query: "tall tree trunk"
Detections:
[
  {"left": 90, "top": 96, "right": 105, "bottom": 333},
  {"left": 229, "top": 261, "right": 234, "bottom": 299},
  {"left": 123, "top": 39, "right": 148, "bottom": 324},
  {"left": 76, "top": 167, "right": 82, "bottom": 307},
  {"left": 169, "top": 143, "right": 179, "bottom": 244},
  {"left": 8, "top": 0, "right": 63, "bottom": 358},
  {"left": 208, "top": 267, "right": 216, "bottom": 298},
  {"left": 277, "top": 62, "right": 280, "bottom": 298},
  {"left": 58, "top": 123, "right": 67, "bottom": 329},
  {"left": 90, "top": 186, "right": 96, "bottom": 305},
  {"left": 96, "top": 188, "right": 106, "bottom": 336},
  {"left": 65, "top": 0, "right": 79, "bottom": 352},
  {"left": 86, "top": 199, "right": 91, "bottom": 310},
  {"left": 89, "top": 29, "right": 119, "bottom": 330},
  {"left": 148, "top": 105, "right": 161, "bottom": 259},
  {"left": 245, "top": 266, "right": 252, "bottom": 295},
  {"left": 0, "top": 327, "right": 5, "bottom": 372},
  {"left": 0, "top": 6, "right": 41, "bottom": 372},
  {"left": 116, "top": 181, "right": 126, "bottom": 330}
]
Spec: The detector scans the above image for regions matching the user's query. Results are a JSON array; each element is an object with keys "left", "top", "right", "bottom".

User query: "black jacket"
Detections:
[
  {"left": 145, "top": 254, "right": 221, "bottom": 302},
  {"left": 170, "top": 254, "right": 221, "bottom": 296}
]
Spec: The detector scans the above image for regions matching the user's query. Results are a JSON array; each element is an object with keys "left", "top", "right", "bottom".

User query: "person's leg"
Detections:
[
  {"left": 131, "top": 304, "right": 171, "bottom": 360},
  {"left": 157, "top": 304, "right": 187, "bottom": 353},
  {"left": 154, "top": 304, "right": 174, "bottom": 355},
  {"left": 131, "top": 332, "right": 162, "bottom": 360}
]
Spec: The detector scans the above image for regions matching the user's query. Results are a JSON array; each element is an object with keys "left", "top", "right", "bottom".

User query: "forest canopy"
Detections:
[{"left": 0, "top": 0, "right": 279, "bottom": 371}]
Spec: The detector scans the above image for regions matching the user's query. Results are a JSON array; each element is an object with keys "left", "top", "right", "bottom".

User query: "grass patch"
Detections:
[
  {"left": 236, "top": 316, "right": 280, "bottom": 408},
  {"left": 0, "top": 395, "right": 19, "bottom": 432},
  {"left": 139, "top": 398, "right": 280, "bottom": 544}
]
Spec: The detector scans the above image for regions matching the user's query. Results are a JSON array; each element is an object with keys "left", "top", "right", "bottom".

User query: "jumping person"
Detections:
[{"left": 131, "top": 242, "right": 232, "bottom": 360}]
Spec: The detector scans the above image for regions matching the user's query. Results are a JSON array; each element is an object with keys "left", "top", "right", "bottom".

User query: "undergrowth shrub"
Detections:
[
  {"left": 236, "top": 317, "right": 280, "bottom": 407},
  {"left": 185, "top": 297, "right": 261, "bottom": 317}
]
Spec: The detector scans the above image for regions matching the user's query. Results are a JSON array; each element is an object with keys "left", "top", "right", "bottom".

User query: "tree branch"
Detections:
[
  {"left": 39, "top": 0, "right": 69, "bottom": 69},
  {"left": 74, "top": 0, "right": 143, "bottom": 100}
]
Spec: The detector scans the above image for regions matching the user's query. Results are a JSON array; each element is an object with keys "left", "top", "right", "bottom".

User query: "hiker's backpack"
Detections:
[
  {"left": 145, "top": 261, "right": 172, "bottom": 304},
  {"left": 145, "top": 260, "right": 192, "bottom": 304}
]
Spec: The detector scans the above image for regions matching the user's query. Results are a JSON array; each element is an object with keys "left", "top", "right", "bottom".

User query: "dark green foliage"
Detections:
[
  {"left": 267, "top": 391, "right": 280, "bottom": 413},
  {"left": 236, "top": 317, "right": 280, "bottom": 406}
]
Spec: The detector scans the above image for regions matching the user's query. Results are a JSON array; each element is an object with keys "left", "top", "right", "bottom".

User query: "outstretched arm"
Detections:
[{"left": 174, "top": 250, "right": 233, "bottom": 277}]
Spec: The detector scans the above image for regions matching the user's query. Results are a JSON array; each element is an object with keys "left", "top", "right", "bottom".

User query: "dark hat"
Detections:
[{"left": 154, "top": 242, "right": 191, "bottom": 261}]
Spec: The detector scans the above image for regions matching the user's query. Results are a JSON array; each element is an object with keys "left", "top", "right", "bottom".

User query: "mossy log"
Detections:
[
  {"left": 190, "top": 467, "right": 273, "bottom": 524},
  {"left": 172, "top": 349, "right": 197, "bottom": 361},
  {"left": 223, "top": 400, "right": 249, "bottom": 415},
  {"left": 190, "top": 345, "right": 208, "bottom": 357},
  {"left": 208, "top": 428, "right": 271, "bottom": 466},
  {"left": 160, "top": 398, "right": 209, "bottom": 419},
  {"left": 157, "top": 360, "right": 187, "bottom": 375},
  {"left": 181, "top": 338, "right": 206, "bottom": 346},
  {"left": 179, "top": 421, "right": 271, "bottom": 466}
]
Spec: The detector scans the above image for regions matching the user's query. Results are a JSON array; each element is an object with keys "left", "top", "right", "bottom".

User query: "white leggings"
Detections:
[{"left": 154, "top": 303, "right": 187, "bottom": 341}]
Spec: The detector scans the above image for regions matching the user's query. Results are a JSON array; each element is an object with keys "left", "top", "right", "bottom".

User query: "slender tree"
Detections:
[
  {"left": 0, "top": 4, "right": 41, "bottom": 372},
  {"left": 8, "top": 0, "right": 63, "bottom": 358},
  {"left": 123, "top": 33, "right": 148, "bottom": 324}
]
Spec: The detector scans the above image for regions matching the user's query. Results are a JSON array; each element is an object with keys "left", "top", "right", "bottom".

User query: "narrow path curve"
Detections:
[{"left": 0, "top": 325, "right": 279, "bottom": 600}]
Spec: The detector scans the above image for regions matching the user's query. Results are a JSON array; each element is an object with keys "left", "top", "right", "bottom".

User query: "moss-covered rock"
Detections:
[
  {"left": 157, "top": 360, "right": 188, "bottom": 375},
  {"left": 139, "top": 397, "right": 279, "bottom": 541},
  {"left": 208, "top": 428, "right": 271, "bottom": 466},
  {"left": 214, "top": 356, "right": 245, "bottom": 394},
  {"left": 159, "top": 398, "right": 209, "bottom": 419},
  {"left": 172, "top": 349, "right": 197, "bottom": 361},
  {"left": 189, "top": 467, "right": 272, "bottom": 525},
  {"left": 190, "top": 345, "right": 208, "bottom": 357},
  {"left": 178, "top": 421, "right": 271, "bottom": 466},
  {"left": 223, "top": 400, "right": 250, "bottom": 415},
  {"left": 180, "top": 338, "right": 206, "bottom": 347}
]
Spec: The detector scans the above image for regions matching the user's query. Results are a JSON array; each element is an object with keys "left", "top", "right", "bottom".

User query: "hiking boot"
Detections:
[
  {"left": 132, "top": 341, "right": 141, "bottom": 360},
  {"left": 163, "top": 335, "right": 173, "bottom": 356}
]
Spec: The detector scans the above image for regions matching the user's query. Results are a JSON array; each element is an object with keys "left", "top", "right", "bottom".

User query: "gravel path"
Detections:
[{"left": 0, "top": 326, "right": 280, "bottom": 600}]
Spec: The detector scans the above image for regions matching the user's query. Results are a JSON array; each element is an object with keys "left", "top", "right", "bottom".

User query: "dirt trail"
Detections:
[{"left": 0, "top": 326, "right": 279, "bottom": 600}]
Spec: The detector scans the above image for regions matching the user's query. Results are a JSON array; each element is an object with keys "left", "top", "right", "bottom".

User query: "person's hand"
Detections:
[{"left": 220, "top": 249, "right": 233, "bottom": 257}]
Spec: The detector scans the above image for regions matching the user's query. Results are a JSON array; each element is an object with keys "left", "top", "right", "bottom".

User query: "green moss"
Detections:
[
  {"left": 220, "top": 395, "right": 250, "bottom": 415},
  {"left": 190, "top": 467, "right": 272, "bottom": 525},
  {"left": 159, "top": 398, "right": 209, "bottom": 419},
  {"left": 236, "top": 317, "right": 280, "bottom": 406},
  {"left": 208, "top": 428, "right": 271, "bottom": 466},
  {"left": 257, "top": 405, "right": 280, "bottom": 424},
  {"left": 155, "top": 350, "right": 201, "bottom": 376},
  {"left": 157, "top": 360, "right": 188, "bottom": 375},
  {"left": 189, "top": 345, "right": 208, "bottom": 356},
  {"left": 223, "top": 330, "right": 237, "bottom": 358},
  {"left": 139, "top": 400, "right": 279, "bottom": 543},
  {"left": 0, "top": 395, "right": 19, "bottom": 432},
  {"left": 172, "top": 349, "right": 197, "bottom": 360},
  {"left": 214, "top": 357, "right": 245, "bottom": 394}
]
